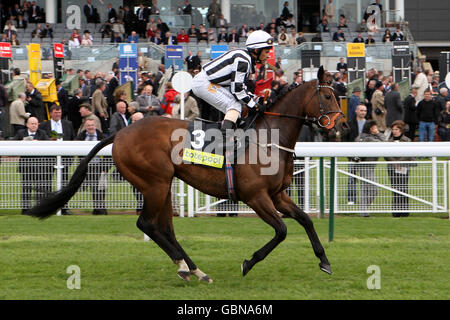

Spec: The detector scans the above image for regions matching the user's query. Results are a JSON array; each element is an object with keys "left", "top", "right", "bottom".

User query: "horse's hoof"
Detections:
[
  {"left": 200, "top": 275, "right": 214, "bottom": 284},
  {"left": 178, "top": 271, "right": 191, "bottom": 282},
  {"left": 319, "top": 263, "right": 332, "bottom": 275},
  {"left": 241, "top": 259, "right": 251, "bottom": 276}
]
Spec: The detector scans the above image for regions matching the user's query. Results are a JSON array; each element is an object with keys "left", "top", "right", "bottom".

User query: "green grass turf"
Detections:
[{"left": 0, "top": 214, "right": 449, "bottom": 300}]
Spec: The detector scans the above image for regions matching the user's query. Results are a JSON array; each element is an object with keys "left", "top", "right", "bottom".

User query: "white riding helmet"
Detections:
[{"left": 245, "top": 30, "right": 277, "bottom": 50}]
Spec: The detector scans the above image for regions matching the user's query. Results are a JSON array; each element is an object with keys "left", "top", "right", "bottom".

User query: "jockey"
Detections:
[{"left": 191, "top": 30, "right": 277, "bottom": 145}]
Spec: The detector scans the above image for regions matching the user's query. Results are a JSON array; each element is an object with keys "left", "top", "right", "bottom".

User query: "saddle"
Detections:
[{"left": 182, "top": 115, "right": 257, "bottom": 203}]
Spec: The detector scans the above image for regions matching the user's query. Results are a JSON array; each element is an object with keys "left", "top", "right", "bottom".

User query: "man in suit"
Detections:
[
  {"left": 353, "top": 33, "right": 365, "bottom": 43},
  {"left": 39, "top": 104, "right": 75, "bottom": 141},
  {"left": 106, "top": 3, "right": 117, "bottom": 22},
  {"left": 83, "top": 0, "right": 96, "bottom": 23},
  {"left": 332, "top": 28, "right": 345, "bottom": 42},
  {"left": 343, "top": 104, "right": 367, "bottom": 205},
  {"left": 109, "top": 101, "right": 128, "bottom": 135},
  {"left": 217, "top": 29, "right": 228, "bottom": 43},
  {"left": 136, "top": 84, "right": 161, "bottom": 116},
  {"left": 56, "top": 80, "right": 69, "bottom": 120},
  {"left": 76, "top": 119, "right": 108, "bottom": 215},
  {"left": 25, "top": 82, "right": 46, "bottom": 122},
  {"left": 153, "top": 64, "right": 165, "bottom": 94},
  {"left": 39, "top": 104, "right": 76, "bottom": 215},
  {"left": 91, "top": 79, "right": 109, "bottom": 132},
  {"left": 123, "top": 6, "right": 137, "bottom": 36},
  {"left": 136, "top": 4, "right": 149, "bottom": 38},
  {"left": 67, "top": 88, "right": 84, "bottom": 133},
  {"left": 336, "top": 57, "right": 348, "bottom": 74},
  {"left": 163, "top": 31, "right": 178, "bottom": 45},
  {"left": 105, "top": 71, "right": 120, "bottom": 115},
  {"left": 29, "top": 1, "right": 41, "bottom": 23},
  {"left": 185, "top": 50, "right": 196, "bottom": 73},
  {"left": 227, "top": 29, "right": 239, "bottom": 44},
  {"left": 182, "top": 0, "right": 192, "bottom": 15},
  {"left": 150, "top": 31, "right": 163, "bottom": 45},
  {"left": 127, "top": 30, "right": 140, "bottom": 43},
  {"left": 385, "top": 82, "right": 403, "bottom": 127},
  {"left": 14, "top": 117, "right": 51, "bottom": 215}
]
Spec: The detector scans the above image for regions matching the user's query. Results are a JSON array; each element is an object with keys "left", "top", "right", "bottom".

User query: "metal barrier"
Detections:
[
  {"left": 194, "top": 158, "right": 448, "bottom": 216},
  {"left": 0, "top": 141, "right": 449, "bottom": 217}
]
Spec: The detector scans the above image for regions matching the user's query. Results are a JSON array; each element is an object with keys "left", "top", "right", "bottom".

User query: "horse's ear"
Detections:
[{"left": 317, "top": 65, "right": 325, "bottom": 83}]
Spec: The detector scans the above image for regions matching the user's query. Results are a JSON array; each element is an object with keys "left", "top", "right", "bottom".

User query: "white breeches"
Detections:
[{"left": 191, "top": 70, "right": 243, "bottom": 117}]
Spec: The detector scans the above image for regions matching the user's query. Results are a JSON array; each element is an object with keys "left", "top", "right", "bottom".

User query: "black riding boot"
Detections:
[{"left": 220, "top": 119, "right": 236, "bottom": 149}]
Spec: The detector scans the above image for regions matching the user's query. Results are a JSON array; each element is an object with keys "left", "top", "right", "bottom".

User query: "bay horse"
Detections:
[{"left": 27, "top": 66, "right": 348, "bottom": 283}]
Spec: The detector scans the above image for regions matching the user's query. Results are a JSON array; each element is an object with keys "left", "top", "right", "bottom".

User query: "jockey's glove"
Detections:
[{"left": 255, "top": 103, "right": 267, "bottom": 114}]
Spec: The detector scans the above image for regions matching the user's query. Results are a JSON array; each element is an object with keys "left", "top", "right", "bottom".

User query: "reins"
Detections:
[
  {"left": 262, "top": 82, "right": 344, "bottom": 130},
  {"left": 250, "top": 81, "right": 344, "bottom": 154}
]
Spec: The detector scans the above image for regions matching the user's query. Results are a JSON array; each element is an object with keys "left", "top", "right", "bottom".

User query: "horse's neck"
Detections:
[{"left": 255, "top": 84, "right": 308, "bottom": 149}]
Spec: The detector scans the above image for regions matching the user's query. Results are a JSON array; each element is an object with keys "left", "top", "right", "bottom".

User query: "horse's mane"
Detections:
[
  {"left": 268, "top": 79, "right": 315, "bottom": 107},
  {"left": 268, "top": 72, "right": 333, "bottom": 107}
]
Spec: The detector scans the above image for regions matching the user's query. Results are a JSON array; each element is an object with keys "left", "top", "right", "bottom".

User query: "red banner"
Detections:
[
  {"left": 53, "top": 43, "right": 64, "bottom": 58},
  {"left": 0, "top": 43, "right": 12, "bottom": 58}
]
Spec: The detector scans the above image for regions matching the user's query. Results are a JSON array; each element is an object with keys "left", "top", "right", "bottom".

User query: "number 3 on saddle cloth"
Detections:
[{"left": 182, "top": 119, "right": 253, "bottom": 203}]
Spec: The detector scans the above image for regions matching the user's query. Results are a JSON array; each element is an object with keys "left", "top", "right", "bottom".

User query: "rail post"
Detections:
[
  {"left": 329, "top": 157, "right": 336, "bottom": 242},
  {"left": 319, "top": 157, "right": 325, "bottom": 219},
  {"left": 55, "top": 155, "right": 63, "bottom": 216}
]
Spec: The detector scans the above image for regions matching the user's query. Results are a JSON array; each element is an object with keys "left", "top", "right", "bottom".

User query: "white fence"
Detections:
[
  {"left": 0, "top": 141, "right": 449, "bottom": 216},
  {"left": 195, "top": 159, "right": 448, "bottom": 215}
]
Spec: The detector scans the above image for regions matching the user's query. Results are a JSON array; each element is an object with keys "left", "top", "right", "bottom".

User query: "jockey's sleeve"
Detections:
[{"left": 230, "top": 57, "right": 257, "bottom": 108}]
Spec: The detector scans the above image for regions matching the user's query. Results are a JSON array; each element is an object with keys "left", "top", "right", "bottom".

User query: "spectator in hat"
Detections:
[
  {"left": 348, "top": 87, "right": 362, "bottom": 122},
  {"left": 78, "top": 103, "right": 102, "bottom": 134}
]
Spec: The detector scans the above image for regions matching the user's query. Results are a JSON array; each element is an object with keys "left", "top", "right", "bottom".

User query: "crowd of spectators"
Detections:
[
  {"left": 0, "top": 0, "right": 409, "bottom": 50},
  {"left": 1, "top": 1, "right": 450, "bottom": 217}
]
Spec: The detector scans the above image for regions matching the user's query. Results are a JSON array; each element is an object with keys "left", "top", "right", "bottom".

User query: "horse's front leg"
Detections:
[
  {"left": 272, "top": 191, "right": 332, "bottom": 275},
  {"left": 242, "top": 194, "right": 288, "bottom": 276}
]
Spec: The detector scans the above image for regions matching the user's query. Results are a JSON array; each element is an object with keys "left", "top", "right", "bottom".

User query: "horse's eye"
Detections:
[{"left": 325, "top": 94, "right": 332, "bottom": 99}]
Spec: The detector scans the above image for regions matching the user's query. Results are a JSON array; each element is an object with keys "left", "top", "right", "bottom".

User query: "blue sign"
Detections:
[
  {"left": 119, "top": 57, "right": 138, "bottom": 91},
  {"left": 119, "top": 43, "right": 138, "bottom": 58},
  {"left": 210, "top": 45, "right": 228, "bottom": 59},
  {"left": 165, "top": 45, "right": 184, "bottom": 60}
]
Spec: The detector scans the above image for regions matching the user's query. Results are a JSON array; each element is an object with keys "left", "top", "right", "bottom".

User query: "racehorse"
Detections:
[{"left": 27, "top": 66, "right": 348, "bottom": 283}]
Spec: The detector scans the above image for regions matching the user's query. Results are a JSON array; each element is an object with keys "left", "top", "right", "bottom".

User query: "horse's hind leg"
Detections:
[
  {"left": 272, "top": 191, "right": 332, "bottom": 274},
  {"left": 159, "top": 191, "right": 213, "bottom": 283},
  {"left": 242, "top": 194, "right": 288, "bottom": 276},
  {"left": 137, "top": 190, "right": 191, "bottom": 282}
]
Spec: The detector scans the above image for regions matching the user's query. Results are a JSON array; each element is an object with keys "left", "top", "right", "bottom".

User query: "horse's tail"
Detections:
[{"left": 27, "top": 134, "right": 116, "bottom": 220}]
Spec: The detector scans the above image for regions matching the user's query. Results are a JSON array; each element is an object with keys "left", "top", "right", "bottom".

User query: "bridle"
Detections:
[
  {"left": 263, "top": 81, "right": 345, "bottom": 130},
  {"left": 249, "top": 80, "right": 346, "bottom": 154}
]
